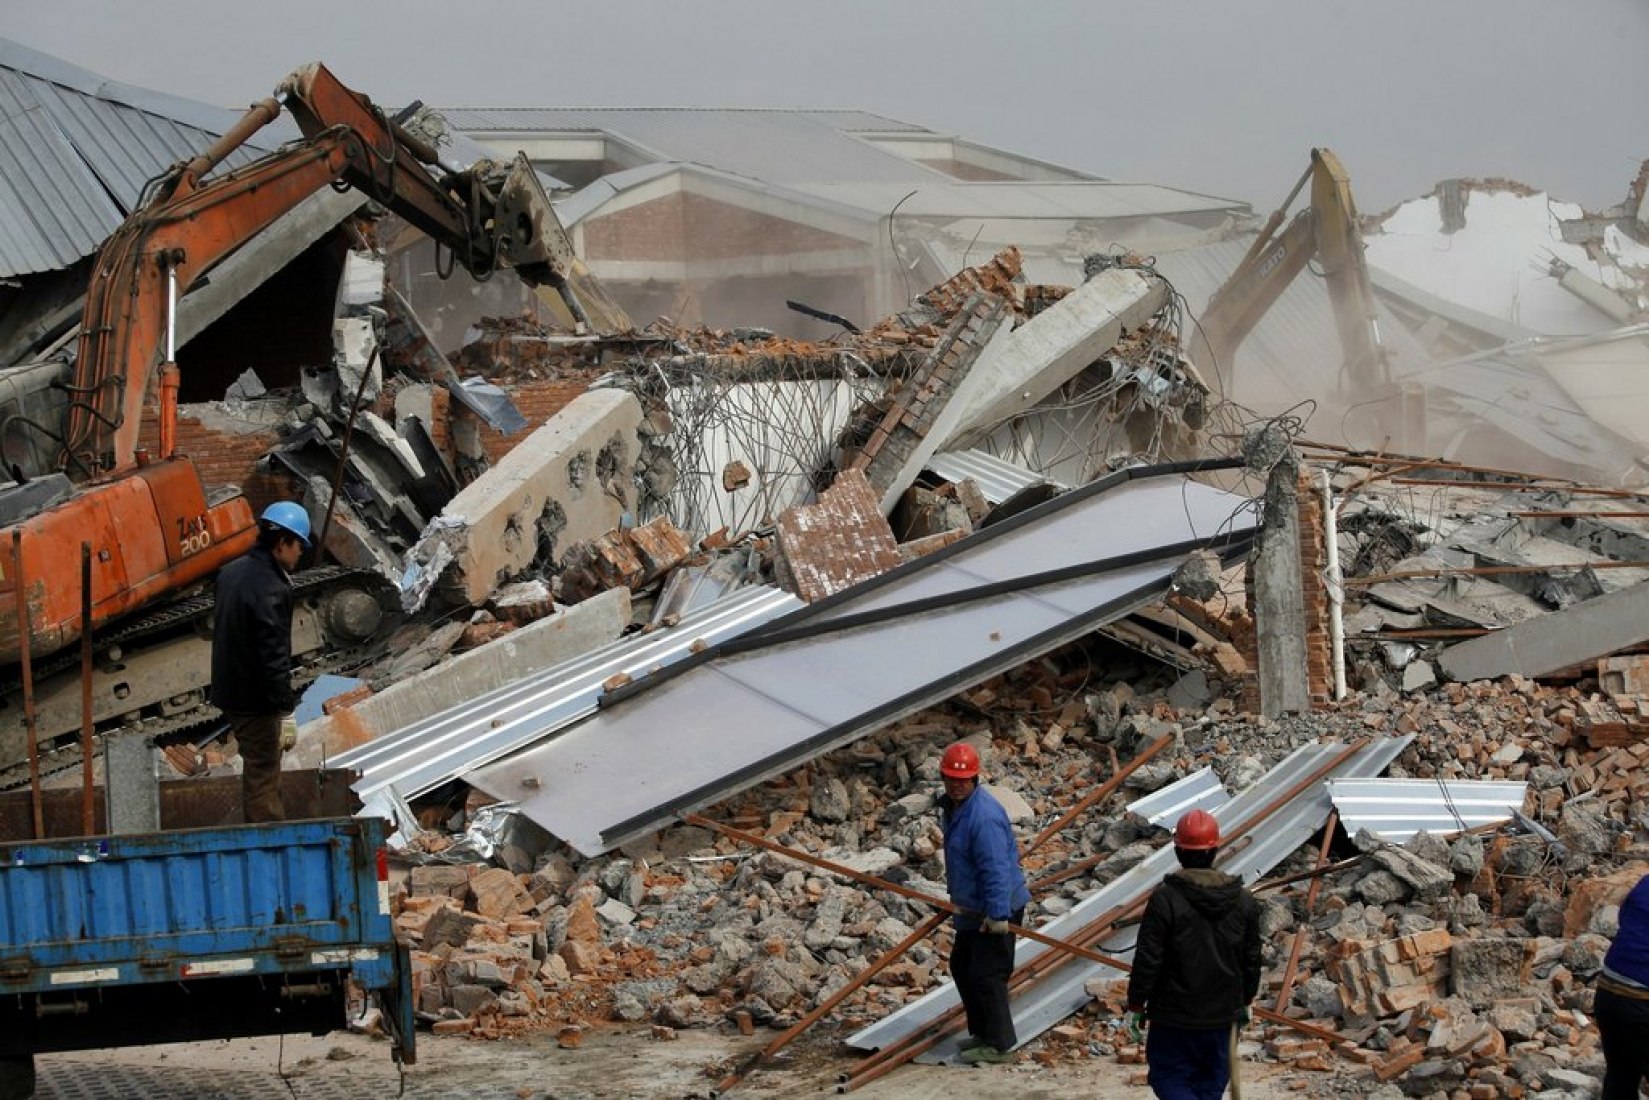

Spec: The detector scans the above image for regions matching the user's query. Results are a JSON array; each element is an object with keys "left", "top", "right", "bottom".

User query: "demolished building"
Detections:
[{"left": 5, "top": 36, "right": 1649, "bottom": 1100}]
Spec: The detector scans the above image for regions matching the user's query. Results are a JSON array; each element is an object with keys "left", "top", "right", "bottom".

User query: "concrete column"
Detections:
[{"left": 1250, "top": 455, "right": 1313, "bottom": 717}]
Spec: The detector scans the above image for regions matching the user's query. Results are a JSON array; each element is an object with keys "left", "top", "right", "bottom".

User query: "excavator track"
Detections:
[{"left": 0, "top": 567, "right": 400, "bottom": 788}]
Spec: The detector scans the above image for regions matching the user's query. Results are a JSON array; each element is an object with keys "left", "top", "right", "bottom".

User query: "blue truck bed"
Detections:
[{"left": 0, "top": 816, "right": 413, "bottom": 1078}]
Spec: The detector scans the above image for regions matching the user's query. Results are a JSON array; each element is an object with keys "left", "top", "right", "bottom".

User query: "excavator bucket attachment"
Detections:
[{"left": 494, "top": 154, "right": 634, "bottom": 335}]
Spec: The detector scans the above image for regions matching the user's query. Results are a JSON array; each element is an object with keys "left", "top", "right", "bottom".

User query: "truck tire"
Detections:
[{"left": 0, "top": 1054, "right": 33, "bottom": 1100}]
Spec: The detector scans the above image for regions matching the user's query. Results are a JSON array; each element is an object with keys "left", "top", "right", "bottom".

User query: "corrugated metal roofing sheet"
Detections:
[
  {"left": 0, "top": 36, "right": 275, "bottom": 277},
  {"left": 336, "top": 585, "right": 803, "bottom": 808},
  {"left": 1327, "top": 778, "right": 1528, "bottom": 842},
  {"left": 926, "top": 449, "right": 1066, "bottom": 504},
  {"left": 469, "top": 461, "right": 1256, "bottom": 856},
  {"left": 1124, "top": 766, "right": 1229, "bottom": 828},
  {"left": 441, "top": 107, "right": 944, "bottom": 186}
]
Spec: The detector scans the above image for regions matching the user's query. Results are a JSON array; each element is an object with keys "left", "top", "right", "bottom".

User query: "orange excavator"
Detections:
[
  {"left": 1192, "top": 147, "right": 1391, "bottom": 399},
  {"left": 0, "top": 63, "right": 598, "bottom": 769}
]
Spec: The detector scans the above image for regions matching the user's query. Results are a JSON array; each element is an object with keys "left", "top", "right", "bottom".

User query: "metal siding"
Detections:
[
  {"left": 925, "top": 449, "right": 1066, "bottom": 504},
  {"left": 1327, "top": 778, "right": 1528, "bottom": 841},
  {"left": 1124, "top": 766, "right": 1229, "bottom": 827},
  {"left": 0, "top": 47, "right": 275, "bottom": 277},
  {"left": 0, "top": 70, "right": 119, "bottom": 275}
]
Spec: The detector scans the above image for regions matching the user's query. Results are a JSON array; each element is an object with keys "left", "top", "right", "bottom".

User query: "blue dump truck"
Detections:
[{"left": 0, "top": 815, "right": 415, "bottom": 1098}]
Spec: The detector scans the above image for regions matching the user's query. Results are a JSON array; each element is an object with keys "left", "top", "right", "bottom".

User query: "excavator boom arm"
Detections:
[
  {"left": 1196, "top": 148, "right": 1389, "bottom": 397},
  {"left": 67, "top": 129, "right": 371, "bottom": 474},
  {"left": 62, "top": 62, "right": 583, "bottom": 477}
]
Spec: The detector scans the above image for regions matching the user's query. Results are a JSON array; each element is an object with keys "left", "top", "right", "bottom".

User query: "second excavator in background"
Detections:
[{"left": 1192, "top": 147, "right": 1391, "bottom": 402}]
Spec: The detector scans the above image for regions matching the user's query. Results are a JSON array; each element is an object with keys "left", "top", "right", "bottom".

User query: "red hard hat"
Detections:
[
  {"left": 940, "top": 742, "right": 980, "bottom": 779},
  {"left": 1174, "top": 808, "right": 1221, "bottom": 850}
]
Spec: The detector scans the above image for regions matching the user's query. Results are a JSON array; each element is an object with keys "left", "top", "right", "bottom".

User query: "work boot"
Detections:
[
  {"left": 958, "top": 1035, "right": 986, "bottom": 1052},
  {"left": 960, "top": 1045, "right": 1011, "bottom": 1065}
]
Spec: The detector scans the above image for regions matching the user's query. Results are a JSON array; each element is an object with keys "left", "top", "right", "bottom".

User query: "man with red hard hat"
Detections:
[
  {"left": 1125, "top": 808, "right": 1262, "bottom": 1099},
  {"left": 939, "top": 740, "right": 1030, "bottom": 1065}
]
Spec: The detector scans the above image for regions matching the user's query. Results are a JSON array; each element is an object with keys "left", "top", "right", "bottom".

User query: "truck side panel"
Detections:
[{"left": 0, "top": 819, "right": 381, "bottom": 984}]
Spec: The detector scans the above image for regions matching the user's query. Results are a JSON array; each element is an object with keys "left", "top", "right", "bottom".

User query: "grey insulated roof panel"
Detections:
[{"left": 469, "top": 461, "right": 1257, "bottom": 856}]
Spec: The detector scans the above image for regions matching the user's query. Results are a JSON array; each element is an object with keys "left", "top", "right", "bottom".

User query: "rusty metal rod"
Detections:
[
  {"left": 1509, "top": 510, "right": 1649, "bottom": 519},
  {"left": 715, "top": 737, "right": 1171, "bottom": 1095},
  {"left": 11, "top": 531, "right": 43, "bottom": 839},
  {"left": 1386, "top": 477, "right": 1647, "bottom": 499},
  {"left": 1346, "top": 560, "right": 1649, "bottom": 586},
  {"left": 79, "top": 542, "right": 95, "bottom": 836},
  {"left": 1295, "top": 439, "right": 1584, "bottom": 484},
  {"left": 1274, "top": 810, "right": 1337, "bottom": 1014},
  {"left": 842, "top": 738, "right": 1371, "bottom": 1090}
]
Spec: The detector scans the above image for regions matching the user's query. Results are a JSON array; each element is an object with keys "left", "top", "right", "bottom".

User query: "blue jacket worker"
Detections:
[
  {"left": 1597, "top": 872, "right": 1649, "bottom": 1100},
  {"left": 940, "top": 740, "right": 1031, "bottom": 1066}
]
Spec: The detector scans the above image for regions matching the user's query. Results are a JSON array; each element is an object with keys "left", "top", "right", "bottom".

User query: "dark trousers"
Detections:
[
  {"left": 228, "top": 712, "right": 284, "bottom": 823},
  {"left": 950, "top": 907, "right": 1022, "bottom": 1051},
  {"left": 1596, "top": 986, "right": 1649, "bottom": 1100},
  {"left": 1146, "top": 1022, "right": 1231, "bottom": 1100}
]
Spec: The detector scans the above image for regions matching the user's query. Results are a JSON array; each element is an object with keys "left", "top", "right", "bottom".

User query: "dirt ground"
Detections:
[{"left": 36, "top": 1024, "right": 1310, "bottom": 1099}]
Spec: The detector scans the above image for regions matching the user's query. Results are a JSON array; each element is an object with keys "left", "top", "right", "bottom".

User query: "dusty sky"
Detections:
[{"left": 7, "top": 0, "right": 1648, "bottom": 213}]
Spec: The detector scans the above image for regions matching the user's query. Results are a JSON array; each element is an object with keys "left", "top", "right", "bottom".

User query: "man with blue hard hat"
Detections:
[{"left": 210, "top": 501, "right": 310, "bottom": 822}]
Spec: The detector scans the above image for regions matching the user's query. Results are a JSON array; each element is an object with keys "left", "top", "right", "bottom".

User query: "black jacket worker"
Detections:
[
  {"left": 1126, "top": 808, "right": 1262, "bottom": 1100},
  {"left": 210, "top": 502, "right": 308, "bottom": 822}
]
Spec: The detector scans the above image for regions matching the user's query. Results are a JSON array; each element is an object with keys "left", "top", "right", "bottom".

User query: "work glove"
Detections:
[
  {"left": 1126, "top": 1011, "right": 1146, "bottom": 1045},
  {"left": 1236, "top": 1006, "right": 1250, "bottom": 1028},
  {"left": 279, "top": 715, "right": 299, "bottom": 753},
  {"left": 981, "top": 918, "right": 1010, "bottom": 935}
]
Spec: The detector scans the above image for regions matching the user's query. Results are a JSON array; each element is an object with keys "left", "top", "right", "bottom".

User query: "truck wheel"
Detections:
[{"left": 0, "top": 1054, "right": 33, "bottom": 1100}]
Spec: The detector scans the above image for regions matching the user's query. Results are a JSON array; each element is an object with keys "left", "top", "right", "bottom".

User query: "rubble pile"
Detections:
[{"left": 356, "top": 639, "right": 1649, "bottom": 1095}]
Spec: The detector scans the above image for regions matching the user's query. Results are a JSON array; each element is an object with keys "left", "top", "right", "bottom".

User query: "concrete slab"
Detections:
[
  {"left": 945, "top": 268, "right": 1168, "bottom": 449},
  {"left": 1439, "top": 579, "right": 1649, "bottom": 682},
  {"left": 400, "top": 388, "right": 644, "bottom": 610},
  {"left": 305, "top": 586, "right": 631, "bottom": 757}
]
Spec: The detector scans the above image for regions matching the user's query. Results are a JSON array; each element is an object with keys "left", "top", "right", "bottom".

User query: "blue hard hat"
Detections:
[{"left": 260, "top": 501, "right": 312, "bottom": 547}]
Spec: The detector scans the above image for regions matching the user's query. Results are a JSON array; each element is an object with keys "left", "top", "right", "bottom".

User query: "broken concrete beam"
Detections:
[
  {"left": 402, "top": 388, "right": 643, "bottom": 610},
  {"left": 1438, "top": 578, "right": 1649, "bottom": 682},
  {"left": 773, "top": 469, "right": 903, "bottom": 602},
  {"left": 944, "top": 268, "right": 1168, "bottom": 450},
  {"left": 309, "top": 587, "right": 630, "bottom": 755}
]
